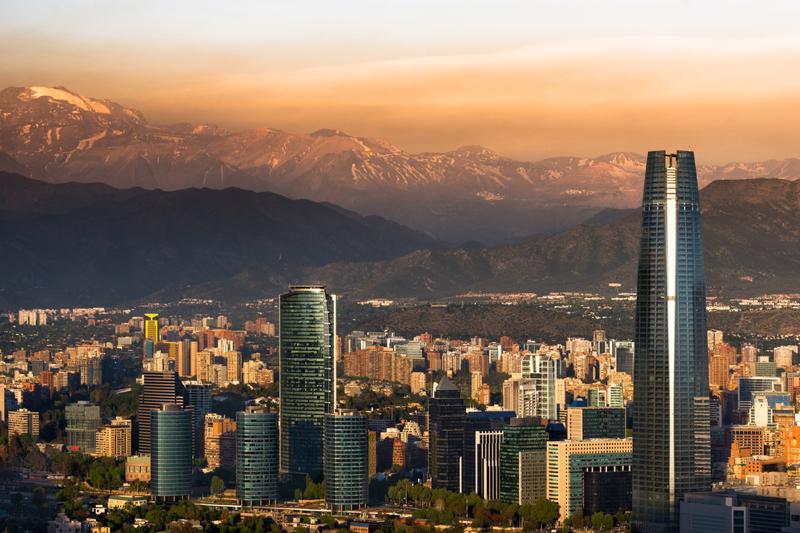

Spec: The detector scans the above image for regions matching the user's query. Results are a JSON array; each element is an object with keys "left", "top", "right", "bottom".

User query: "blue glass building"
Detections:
[
  {"left": 236, "top": 407, "right": 279, "bottom": 505},
  {"left": 633, "top": 151, "right": 710, "bottom": 532},
  {"left": 151, "top": 403, "right": 192, "bottom": 501},
  {"left": 279, "top": 285, "right": 336, "bottom": 480},
  {"left": 324, "top": 412, "right": 368, "bottom": 511}
]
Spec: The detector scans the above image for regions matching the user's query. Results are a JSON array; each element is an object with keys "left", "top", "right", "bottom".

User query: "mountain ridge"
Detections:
[{"left": 4, "top": 85, "right": 800, "bottom": 243}]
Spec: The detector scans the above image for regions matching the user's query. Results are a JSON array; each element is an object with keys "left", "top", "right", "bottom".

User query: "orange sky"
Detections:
[{"left": 2, "top": 1, "right": 800, "bottom": 163}]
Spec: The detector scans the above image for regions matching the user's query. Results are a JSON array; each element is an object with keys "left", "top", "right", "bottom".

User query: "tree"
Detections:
[
  {"left": 211, "top": 475, "right": 226, "bottom": 496},
  {"left": 520, "top": 499, "right": 560, "bottom": 530},
  {"left": 589, "top": 512, "right": 614, "bottom": 531}
]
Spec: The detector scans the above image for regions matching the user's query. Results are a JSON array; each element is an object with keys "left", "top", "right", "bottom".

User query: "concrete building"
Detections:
[
  {"left": 96, "top": 417, "right": 133, "bottom": 458},
  {"left": 547, "top": 438, "right": 633, "bottom": 522},
  {"left": 7, "top": 408, "right": 39, "bottom": 439}
]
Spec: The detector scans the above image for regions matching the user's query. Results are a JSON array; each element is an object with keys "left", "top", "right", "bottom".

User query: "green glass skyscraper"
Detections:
[
  {"left": 151, "top": 403, "right": 192, "bottom": 502},
  {"left": 65, "top": 401, "right": 101, "bottom": 454},
  {"left": 324, "top": 412, "right": 368, "bottom": 512},
  {"left": 633, "top": 151, "right": 710, "bottom": 532},
  {"left": 236, "top": 407, "right": 278, "bottom": 505},
  {"left": 499, "top": 417, "right": 547, "bottom": 505},
  {"left": 279, "top": 285, "right": 336, "bottom": 479}
]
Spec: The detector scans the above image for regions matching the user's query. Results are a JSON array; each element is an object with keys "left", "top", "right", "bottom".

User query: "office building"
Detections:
[
  {"left": 521, "top": 354, "right": 557, "bottom": 420},
  {"left": 680, "top": 491, "right": 789, "bottom": 533},
  {"left": 607, "top": 383, "right": 624, "bottom": 407},
  {"left": 143, "top": 313, "right": 159, "bottom": 344},
  {"left": 279, "top": 285, "right": 336, "bottom": 479},
  {"left": 474, "top": 430, "right": 503, "bottom": 500},
  {"left": 96, "top": 417, "right": 133, "bottom": 458},
  {"left": 567, "top": 407, "right": 626, "bottom": 440},
  {"left": 7, "top": 408, "right": 39, "bottom": 439},
  {"left": 125, "top": 455, "right": 151, "bottom": 483},
  {"left": 499, "top": 417, "right": 547, "bottom": 505},
  {"left": 183, "top": 380, "right": 212, "bottom": 458},
  {"left": 633, "top": 151, "right": 710, "bottom": 532},
  {"left": 613, "top": 341, "right": 635, "bottom": 377},
  {"left": 65, "top": 401, "right": 102, "bottom": 453},
  {"left": 151, "top": 404, "right": 192, "bottom": 501},
  {"left": 324, "top": 412, "right": 368, "bottom": 512},
  {"left": 738, "top": 377, "right": 781, "bottom": 412},
  {"left": 137, "top": 371, "right": 184, "bottom": 455},
  {"left": 204, "top": 413, "right": 236, "bottom": 469},
  {"left": 464, "top": 409, "right": 515, "bottom": 497},
  {"left": 236, "top": 407, "right": 278, "bottom": 505},
  {"left": 429, "top": 376, "right": 465, "bottom": 492},
  {"left": 547, "top": 438, "right": 633, "bottom": 522}
]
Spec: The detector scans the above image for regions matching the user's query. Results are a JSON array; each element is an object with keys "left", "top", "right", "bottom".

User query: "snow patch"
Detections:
[
  {"left": 77, "top": 129, "right": 107, "bottom": 151},
  {"left": 29, "top": 87, "right": 90, "bottom": 111}
]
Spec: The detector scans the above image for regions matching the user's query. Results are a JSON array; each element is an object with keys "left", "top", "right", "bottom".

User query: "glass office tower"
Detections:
[
  {"left": 65, "top": 401, "right": 101, "bottom": 453},
  {"left": 324, "top": 412, "right": 368, "bottom": 512},
  {"left": 279, "top": 285, "right": 336, "bottom": 479},
  {"left": 151, "top": 403, "right": 192, "bottom": 501},
  {"left": 137, "top": 371, "right": 184, "bottom": 454},
  {"left": 499, "top": 417, "right": 547, "bottom": 505},
  {"left": 183, "top": 380, "right": 212, "bottom": 458},
  {"left": 236, "top": 407, "right": 278, "bottom": 505},
  {"left": 633, "top": 151, "right": 710, "bottom": 532},
  {"left": 428, "top": 376, "right": 466, "bottom": 491}
]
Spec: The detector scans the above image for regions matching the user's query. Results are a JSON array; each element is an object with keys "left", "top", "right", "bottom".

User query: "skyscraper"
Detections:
[
  {"left": 324, "top": 412, "right": 368, "bottom": 512},
  {"left": 236, "top": 407, "right": 279, "bottom": 506},
  {"left": 633, "top": 150, "right": 710, "bottom": 532},
  {"left": 144, "top": 313, "right": 160, "bottom": 344},
  {"left": 279, "top": 285, "right": 336, "bottom": 479},
  {"left": 428, "top": 376, "right": 465, "bottom": 492},
  {"left": 183, "top": 380, "right": 212, "bottom": 458},
  {"left": 499, "top": 417, "right": 547, "bottom": 505},
  {"left": 137, "top": 371, "right": 184, "bottom": 454},
  {"left": 151, "top": 403, "right": 192, "bottom": 502}
]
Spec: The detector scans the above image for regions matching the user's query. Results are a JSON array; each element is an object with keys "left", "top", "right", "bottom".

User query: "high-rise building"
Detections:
[
  {"left": 633, "top": 151, "right": 710, "bottom": 532},
  {"left": 612, "top": 341, "right": 635, "bottom": 377},
  {"left": 144, "top": 313, "right": 160, "bottom": 344},
  {"left": 499, "top": 417, "right": 547, "bottom": 505},
  {"left": 236, "top": 407, "right": 278, "bottom": 505},
  {"left": 65, "top": 401, "right": 102, "bottom": 453},
  {"left": 429, "top": 376, "right": 465, "bottom": 492},
  {"left": 137, "top": 371, "right": 184, "bottom": 454},
  {"left": 151, "top": 403, "right": 192, "bottom": 502},
  {"left": 474, "top": 430, "right": 503, "bottom": 500},
  {"left": 567, "top": 407, "right": 626, "bottom": 440},
  {"left": 738, "top": 376, "right": 781, "bottom": 413},
  {"left": 279, "top": 285, "right": 336, "bottom": 479},
  {"left": 607, "top": 383, "right": 624, "bottom": 407},
  {"left": 547, "top": 438, "right": 633, "bottom": 523},
  {"left": 96, "top": 417, "right": 133, "bottom": 458},
  {"left": 7, "top": 409, "right": 39, "bottom": 439},
  {"left": 204, "top": 413, "right": 236, "bottom": 469},
  {"left": 324, "top": 412, "right": 368, "bottom": 512},
  {"left": 681, "top": 491, "right": 789, "bottom": 533},
  {"left": 183, "top": 380, "right": 212, "bottom": 457},
  {"left": 521, "top": 354, "right": 557, "bottom": 420}
]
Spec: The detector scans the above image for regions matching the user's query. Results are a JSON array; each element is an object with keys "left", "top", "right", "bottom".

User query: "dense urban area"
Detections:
[{"left": 2, "top": 286, "right": 800, "bottom": 533}]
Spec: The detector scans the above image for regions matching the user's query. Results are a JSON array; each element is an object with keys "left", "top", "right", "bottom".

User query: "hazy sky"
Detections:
[{"left": 2, "top": 0, "right": 800, "bottom": 163}]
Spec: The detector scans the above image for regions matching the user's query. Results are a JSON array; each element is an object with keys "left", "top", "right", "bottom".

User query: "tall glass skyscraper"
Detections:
[
  {"left": 428, "top": 376, "right": 465, "bottom": 492},
  {"left": 137, "top": 371, "right": 184, "bottom": 455},
  {"left": 151, "top": 403, "right": 192, "bottom": 502},
  {"left": 279, "top": 285, "right": 336, "bottom": 479},
  {"left": 633, "top": 151, "right": 710, "bottom": 532},
  {"left": 236, "top": 407, "right": 278, "bottom": 505},
  {"left": 65, "top": 401, "right": 101, "bottom": 454},
  {"left": 183, "top": 380, "right": 212, "bottom": 458},
  {"left": 324, "top": 411, "right": 368, "bottom": 512}
]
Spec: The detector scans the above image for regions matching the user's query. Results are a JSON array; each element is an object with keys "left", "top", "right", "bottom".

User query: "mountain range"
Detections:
[
  {"left": 0, "top": 172, "right": 433, "bottom": 308},
  {"left": 4, "top": 86, "right": 800, "bottom": 243},
  {"left": 3, "top": 171, "right": 800, "bottom": 307}
]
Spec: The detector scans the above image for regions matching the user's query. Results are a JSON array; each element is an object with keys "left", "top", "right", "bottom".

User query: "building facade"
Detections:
[
  {"left": 236, "top": 407, "right": 278, "bottom": 505},
  {"left": 137, "top": 371, "right": 184, "bottom": 455},
  {"left": 279, "top": 285, "right": 336, "bottom": 479},
  {"left": 324, "top": 412, "right": 368, "bottom": 512},
  {"left": 633, "top": 150, "right": 710, "bottom": 532},
  {"left": 499, "top": 417, "right": 547, "bottom": 505},
  {"left": 65, "top": 401, "right": 102, "bottom": 453},
  {"left": 428, "top": 376, "right": 466, "bottom": 492},
  {"left": 151, "top": 404, "right": 192, "bottom": 501}
]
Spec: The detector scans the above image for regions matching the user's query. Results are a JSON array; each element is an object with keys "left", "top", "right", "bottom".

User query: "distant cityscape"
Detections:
[{"left": 3, "top": 151, "right": 800, "bottom": 533}]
